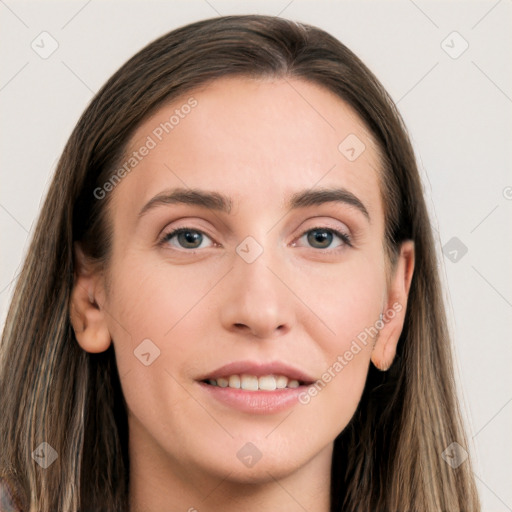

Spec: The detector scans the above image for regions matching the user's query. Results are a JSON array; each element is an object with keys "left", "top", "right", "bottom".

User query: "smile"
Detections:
[
  {"left": 197, "top": 360, "right": 317, "bottom": 413},
  {"left": 202, "top": 374, "right": 305, "bottom": 391}
]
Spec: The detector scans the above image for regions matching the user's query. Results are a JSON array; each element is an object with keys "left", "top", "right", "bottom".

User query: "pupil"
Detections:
[
  {"left": 308, "top": 229, "right": 332, "bottom": 248},
  {"left": 180, "top": 231, "right": 201, "bottom": 248}
]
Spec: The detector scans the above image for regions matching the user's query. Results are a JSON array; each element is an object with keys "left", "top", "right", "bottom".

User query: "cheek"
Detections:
[
  {"left": 296, "top": 254, "right": 384, "bottom": 414},
  {"left": 302, "top": 253, "right": 386, "bottom": 350},
  {"left": 105, "top": 256, "right": 217, "bottom": 344},
  {"left": 101, "top": 254, "right": 228, "bottom": 408},
  {"left": 301, "top": 349, "right": 370, "bottom": 432},
  {"left": 298, "top": 283, "right": 378, "bottom": 431},
  {"left": 102, "top": 259, "right": 213, "bottom": 426}
]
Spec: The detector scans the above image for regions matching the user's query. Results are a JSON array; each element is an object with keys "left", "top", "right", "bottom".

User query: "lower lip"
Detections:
[{"left": 197, "top": 381, "right": 309, "bottom": 414}]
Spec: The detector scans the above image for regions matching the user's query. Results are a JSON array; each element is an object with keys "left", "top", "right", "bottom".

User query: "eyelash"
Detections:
[{"left": 159, "top": 226, "right": 352, "bottom": 252}]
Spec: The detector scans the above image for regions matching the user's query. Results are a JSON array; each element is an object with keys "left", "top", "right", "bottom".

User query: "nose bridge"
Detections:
[{"left": 220, "top": 233, "right": 294, "bottom": 338}]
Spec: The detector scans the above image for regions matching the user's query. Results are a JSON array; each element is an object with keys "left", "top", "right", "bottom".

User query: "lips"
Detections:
[
  {"left": 196, "top": 360, "right": 317, "bottom": 414},
  {"left": 198, "top": 360, "right": 317, "bottom": 386}
]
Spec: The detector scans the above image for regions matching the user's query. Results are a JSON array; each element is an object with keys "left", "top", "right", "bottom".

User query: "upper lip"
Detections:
[{"left": 198, "top": 360, "right": 317, "bottom": 384}]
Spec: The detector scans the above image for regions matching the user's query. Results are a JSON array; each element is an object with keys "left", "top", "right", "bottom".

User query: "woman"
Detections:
[{"left": 0, "top": 14, "right": 480, "bottom": 512}]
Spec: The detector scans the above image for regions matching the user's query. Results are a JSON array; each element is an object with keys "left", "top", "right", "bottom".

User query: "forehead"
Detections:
[{"left": 111, "top": 76, "right": 384, "bottom": 224}]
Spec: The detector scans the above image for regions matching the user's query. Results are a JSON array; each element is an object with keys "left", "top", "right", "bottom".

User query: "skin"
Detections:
[{"left": 70, "top": 76, "right": 414, "bottom": 512}]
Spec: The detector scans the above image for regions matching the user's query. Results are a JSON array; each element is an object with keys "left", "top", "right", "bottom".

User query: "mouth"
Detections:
[
  {"left": 196, "top": 361, "right": 316, "bottom": 414},
  {"left": 201, "top": 374, "right": 313, "bottom": 391},
  {"left": 197, "top": 360, "right": 317, "bottom": 391}
]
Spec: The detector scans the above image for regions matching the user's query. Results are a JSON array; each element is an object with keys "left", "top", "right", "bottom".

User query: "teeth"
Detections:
[
  {"left": 205, "top": 374, "right": 304, "bottom": 390},
  {"left": 228, "top": 375, "right": 240, "bottom": 388},
  {"left": 241, "top": 374, "right": 259, "bottom": 391},
  {"left": 276, "top": 375, "right": 288, "bottom": 389},
  {"left": 217, "top": 377, "right": 229, "bottom": 388},
  {"left": 258, "top": 375, "right": 276, "bottom": 391}
]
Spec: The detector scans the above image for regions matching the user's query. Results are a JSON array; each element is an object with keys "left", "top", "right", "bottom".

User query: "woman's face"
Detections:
[{"left": 73, "top": 77, "right": 413, "bottom": 489}]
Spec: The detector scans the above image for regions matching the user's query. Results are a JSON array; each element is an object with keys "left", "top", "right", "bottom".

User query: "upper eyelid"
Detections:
[
  {"left": 160, "top": 215, "right": 351, "bottom": 235},
  {"left": 160, "top": 226, "right": 216, "bottom": 243},
  {"left": 295, "top": 226, "right": 352, "bottom": 247}
]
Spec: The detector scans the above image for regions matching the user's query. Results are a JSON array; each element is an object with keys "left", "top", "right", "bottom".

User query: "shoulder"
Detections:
[{"left": 0, "top": 476, "right": 22, "bottom": 512}]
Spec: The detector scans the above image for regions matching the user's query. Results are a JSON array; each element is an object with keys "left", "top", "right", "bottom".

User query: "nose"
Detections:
[{"left": 219, "top": 246, "right": 294, "bottom": 340}]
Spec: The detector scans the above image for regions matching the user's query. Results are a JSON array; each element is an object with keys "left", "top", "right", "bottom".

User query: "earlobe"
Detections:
[
  {"left": 69, "top": 244, "right": 111, "bottom": 353},
  {"left": 371, "top": 240, "right": 415, "bottom": 371}
]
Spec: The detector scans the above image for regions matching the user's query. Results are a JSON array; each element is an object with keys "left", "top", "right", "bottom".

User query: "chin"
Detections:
[
  {"left": 191, "top": 442, "right": 312, "bottom": 484},
  {"left": 216, "top": 460, "right": 304, "bottom": 485}
]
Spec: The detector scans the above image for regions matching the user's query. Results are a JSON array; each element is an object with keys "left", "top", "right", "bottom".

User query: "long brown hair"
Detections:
[{"left": 0, "top": 15, "right": 480, "bottom": 511}]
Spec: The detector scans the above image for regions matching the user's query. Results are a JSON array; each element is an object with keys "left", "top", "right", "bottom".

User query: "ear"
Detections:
[
  {"left": 371, "top": 240, "right": 415, "bottom": 371},
  {"left": 69, "top": 242, "right": 112, "bottom": 353}
]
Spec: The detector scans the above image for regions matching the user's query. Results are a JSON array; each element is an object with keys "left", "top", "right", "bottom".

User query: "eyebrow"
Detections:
[{"left": 138, "top": 187, "right": 370, "bottom": 221}]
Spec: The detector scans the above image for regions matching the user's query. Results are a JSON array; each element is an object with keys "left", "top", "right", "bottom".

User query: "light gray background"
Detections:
[{"left": 1, "top": 0, "right": 511, "bottom": 509}]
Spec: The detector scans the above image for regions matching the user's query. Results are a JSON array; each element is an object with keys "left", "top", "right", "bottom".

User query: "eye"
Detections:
[
  {"left": 159, "top": 225, "right": 352, "bottom": 252},
  {"left": 294, "top": 226, "right": 352, "bottom": 250},
  {"left": 160, "top": 227, "right": 215, "bottom": 250}
]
